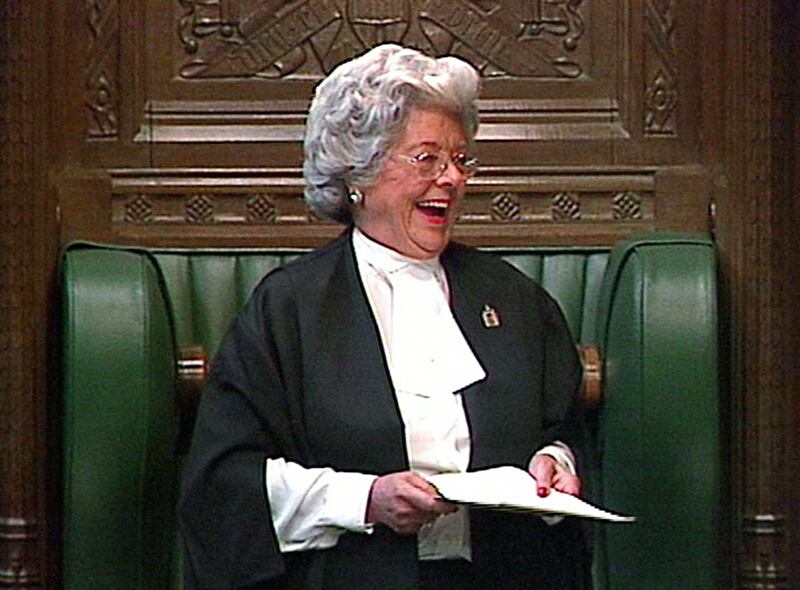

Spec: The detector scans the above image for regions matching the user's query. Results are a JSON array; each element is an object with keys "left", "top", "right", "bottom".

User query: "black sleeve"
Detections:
[
  {"left": 539, "top": 288, "right": 584, "bottom": 457},
  {"left": 178, "top": 271, "right": 305, "bottom": 590}
]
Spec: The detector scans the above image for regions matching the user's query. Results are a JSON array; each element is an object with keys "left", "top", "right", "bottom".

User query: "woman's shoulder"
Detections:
[
  {"left": 444, "top": 242, "right": 564, "bottom": 317},
  {"left": 444, "top": 241, "right": 540, "bottom": 286},
  {"left": 251, "top": 231, "right": 350, "bottom": 293}
]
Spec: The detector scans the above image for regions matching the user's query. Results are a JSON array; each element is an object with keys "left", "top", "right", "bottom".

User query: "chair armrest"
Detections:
[
  {"left": 62, "top": 245, "right": 179, "bottom": 589},
  {"left": 595, "top": 233, "right": 720, "bottom": 589}
]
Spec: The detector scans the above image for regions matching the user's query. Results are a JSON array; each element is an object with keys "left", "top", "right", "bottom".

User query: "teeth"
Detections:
[{"left": 417, "top": 200, "right": 449, "bottom": 208}]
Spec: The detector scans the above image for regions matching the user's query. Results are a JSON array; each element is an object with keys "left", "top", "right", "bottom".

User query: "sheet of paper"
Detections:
[{"left": 427, "top": 465, "right": 635, "bottom": 523}]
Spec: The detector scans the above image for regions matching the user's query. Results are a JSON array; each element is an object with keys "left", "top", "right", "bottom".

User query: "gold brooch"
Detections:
[{"left": 481, "top": 304, "right": 501, "bottom": 328}]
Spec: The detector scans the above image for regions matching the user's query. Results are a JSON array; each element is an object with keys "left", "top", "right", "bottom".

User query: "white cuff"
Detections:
[
  {"left": 265, "top": 458, "right": 376, "bottom": 552},
  {"left": 530, "top": 440, "right": 576, "bottom": 475},
  {"left": 318, "top": 470, "right": 377, "bottom": 532}
]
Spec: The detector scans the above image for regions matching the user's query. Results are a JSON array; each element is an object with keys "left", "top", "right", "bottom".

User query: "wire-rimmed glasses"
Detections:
[{"left": 394, "top": 150, "right": 479, "bottom": 180}]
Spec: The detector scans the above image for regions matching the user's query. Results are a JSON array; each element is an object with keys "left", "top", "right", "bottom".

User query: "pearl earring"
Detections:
[{"left": 348, "top": 188, "right": 363, "bottom": 205}]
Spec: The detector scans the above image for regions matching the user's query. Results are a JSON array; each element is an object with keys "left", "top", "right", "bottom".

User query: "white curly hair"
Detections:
[{"left": 302, "top": 44, "right": 480, "bottom": 223}]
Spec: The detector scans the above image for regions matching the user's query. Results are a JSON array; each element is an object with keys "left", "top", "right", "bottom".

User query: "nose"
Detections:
[{"left": 435, "top": 157, "right": 468, "bottom": 186}]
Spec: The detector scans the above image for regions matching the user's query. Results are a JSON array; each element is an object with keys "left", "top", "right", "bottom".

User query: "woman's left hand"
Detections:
[{"left": 529, "top": 454, "right": 581, "bottom": 497}]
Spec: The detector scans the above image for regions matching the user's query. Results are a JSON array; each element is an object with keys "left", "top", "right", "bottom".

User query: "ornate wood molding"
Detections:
[
  {"left": 86, "top": 0, "right": 120, "bottom": 138},
  {"left": 54, "top": 164, "right": 710, "bottom": 248},
  {"left": 0, "top": 519, "right": 39, "bottom": 587},
  {"left": 110, "top": 166, "right": 656, "bottom": 223},
  {"left": 643, "top": 0, "right": 678, "bottom": 135},
  {"left": 134, "top": 97, "right": 628, "bottom": 143}
]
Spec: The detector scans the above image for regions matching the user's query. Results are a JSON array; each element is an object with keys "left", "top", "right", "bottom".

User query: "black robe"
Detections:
[{"left": 179, "top": 230, "right": 588, "bottom": 590}]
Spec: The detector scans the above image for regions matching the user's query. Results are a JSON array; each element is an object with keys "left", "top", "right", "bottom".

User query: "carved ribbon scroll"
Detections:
[{"left": 176, "top": 0, "right": 587, "bottom": 79}]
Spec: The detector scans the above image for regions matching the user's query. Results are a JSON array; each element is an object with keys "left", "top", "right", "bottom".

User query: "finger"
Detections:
[
  {"left": 404, "top": 472, "right": 440, "bottom": 495},
  {"left": 421, "top": 480, "right": 457, "bottom": 513},
  {"left": 367, "top": 474, "right": 422, "bottom": 529},
  {"left": 434, "top": 499, "right": 458, "bottom": 514},
  {"left": 530, "top": 455, "right": 556, "bottom": 497},
  {"left": 402, "top": 473, "right": 457, "bottom": 514},
  {"left": 389, "top": 499, "right": 439, "bottom": 533},
  {"left": 552, "top": 470, "right": 582, "bottom": 496},
  {"left": 369, "top": 472, "right": 453, "bottom": 533}
]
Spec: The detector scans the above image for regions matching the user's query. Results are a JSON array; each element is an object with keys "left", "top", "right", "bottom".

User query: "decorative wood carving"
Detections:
[
  {"left": 612, "top": 191, "right": 644, "bottom": 220},
  {"left": 86, "top": 0, "right": 120, "bottom": 138},
  {"left": 0, "top": 519, "right": 40, "bottom": 587},
  {"left": 119, "top": 191, "right": 301, "bottom": 226},
  {"left": 246, "top": 193, "right": 278, "bottom": 222},
  {"left": 90, "top": 166, "right": 681, "bottom": 247},
  {"left": 460, "top": 185, "right": 655, "bottom": 225},
  {"left": 112, "top": 187, "right": 654, "bottom": 227},
  {"left": 490, "top": 193, "right": 522, "bottom": 221},
  {"left": 551, "top": 192, "right": 581, "bottom": 221},
  {"left": 123, "top": 194, "right": 154, "bottom": 223},
  {"left": 137, "top": 0, "right": 621, "bottom": 147},
  {"left": 176, "top": 0, "right": 588, "bottom": 80},
  {"left": 644, "top": 0, "right": 677, "bottom": 135},
  {"left": 184, "top": 194, "right": 216, "bottom": 223}
]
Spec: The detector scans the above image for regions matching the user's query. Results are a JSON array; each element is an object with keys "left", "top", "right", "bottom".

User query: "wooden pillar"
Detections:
[
  {"left": 787, "top": 4, "right": 800, "bottom": 587},
  {"left": 0, "top": 1, "right": 57, "bottom": 587},
  {"left": 716, "top": 1, "right": 799, "bottom": 587}
]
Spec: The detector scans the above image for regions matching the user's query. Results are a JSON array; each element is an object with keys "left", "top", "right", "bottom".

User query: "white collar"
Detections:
[
  {"left": 352, "top": 227, "right": 442, "bottom": 277},
  {"left": 351, "top": 227, "right": 485, "bottom": 398}
]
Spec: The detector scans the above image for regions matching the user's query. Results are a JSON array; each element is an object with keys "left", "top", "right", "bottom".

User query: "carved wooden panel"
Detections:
[
  {"left": 643, "top": 0, "right": 678, "bottom": 136},
  {"left": 86, "top": 0, "right": 120, "bottom": 138},
  {"left": 58, "top": 163, "right": 708, "bottom": 248},
  {"left": 55, "top": 0, "right": 708, "bottom": 248},
  {"left": 175, "top": 0, "right": 591, "bottom": 79},
  {"left": 139, "top": 0, "right": 622, "bottom": 148}
]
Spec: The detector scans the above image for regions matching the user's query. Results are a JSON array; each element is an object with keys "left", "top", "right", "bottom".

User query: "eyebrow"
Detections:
[{"left": 406, "top": 141, "right": 469, "bottom": 152}]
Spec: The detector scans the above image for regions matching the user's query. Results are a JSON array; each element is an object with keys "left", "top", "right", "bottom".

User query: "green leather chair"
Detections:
[{"left": 61, "top": 233, "right": 720, "bottom": 589}]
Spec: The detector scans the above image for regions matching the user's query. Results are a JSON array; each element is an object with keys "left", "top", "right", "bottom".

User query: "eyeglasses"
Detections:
[{"left": 394, "top": 150, "right": 479, "bottom": 180}]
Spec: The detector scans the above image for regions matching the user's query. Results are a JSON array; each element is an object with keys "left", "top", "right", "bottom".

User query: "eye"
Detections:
[
  {"left": 453, "top": 153, "right": 479, "bottom": 173},
  {"left": 411, "top": 152, "right": 444, "bottom": 175},
  {"left": 413, "top": 152, "right": 441, "bottom": 165}
]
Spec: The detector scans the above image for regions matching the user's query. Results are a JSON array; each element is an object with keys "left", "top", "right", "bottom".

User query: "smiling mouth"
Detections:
[{"left": 416, "top": 199, "right": 450, "bottom": 220}]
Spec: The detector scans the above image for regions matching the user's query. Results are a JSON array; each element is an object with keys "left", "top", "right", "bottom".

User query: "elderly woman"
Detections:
[{"left": 180, "top": 44, "right": 588, "bottom": 590}]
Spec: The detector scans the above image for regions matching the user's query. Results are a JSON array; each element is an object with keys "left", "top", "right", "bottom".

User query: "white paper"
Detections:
[{"left": 427, "top": 466, "right": 635, "bottom": 523}]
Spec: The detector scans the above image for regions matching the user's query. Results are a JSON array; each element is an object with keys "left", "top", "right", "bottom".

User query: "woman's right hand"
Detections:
[{"left": 365, "top": 471, "right": 456, "bottom": 534}]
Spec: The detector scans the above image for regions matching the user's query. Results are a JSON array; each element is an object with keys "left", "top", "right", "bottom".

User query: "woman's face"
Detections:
[{"left": 355, "top": 106, "right": 470, "bottom": 259}]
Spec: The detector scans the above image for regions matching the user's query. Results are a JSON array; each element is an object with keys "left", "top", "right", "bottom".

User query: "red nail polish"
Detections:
[{"left": 537, "top": 487, "right": 550, "bottom": 497}]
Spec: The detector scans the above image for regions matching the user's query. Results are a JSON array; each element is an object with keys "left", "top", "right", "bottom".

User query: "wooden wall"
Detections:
[
  {"left": 718, "top": 2, "right": 800, "bottom": 587},
  {"left": 52, "top": 0, "right": 710, "bottom": 249},
  {"left": 0, "top": 1, "right": 798, "bottom": 587}
]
